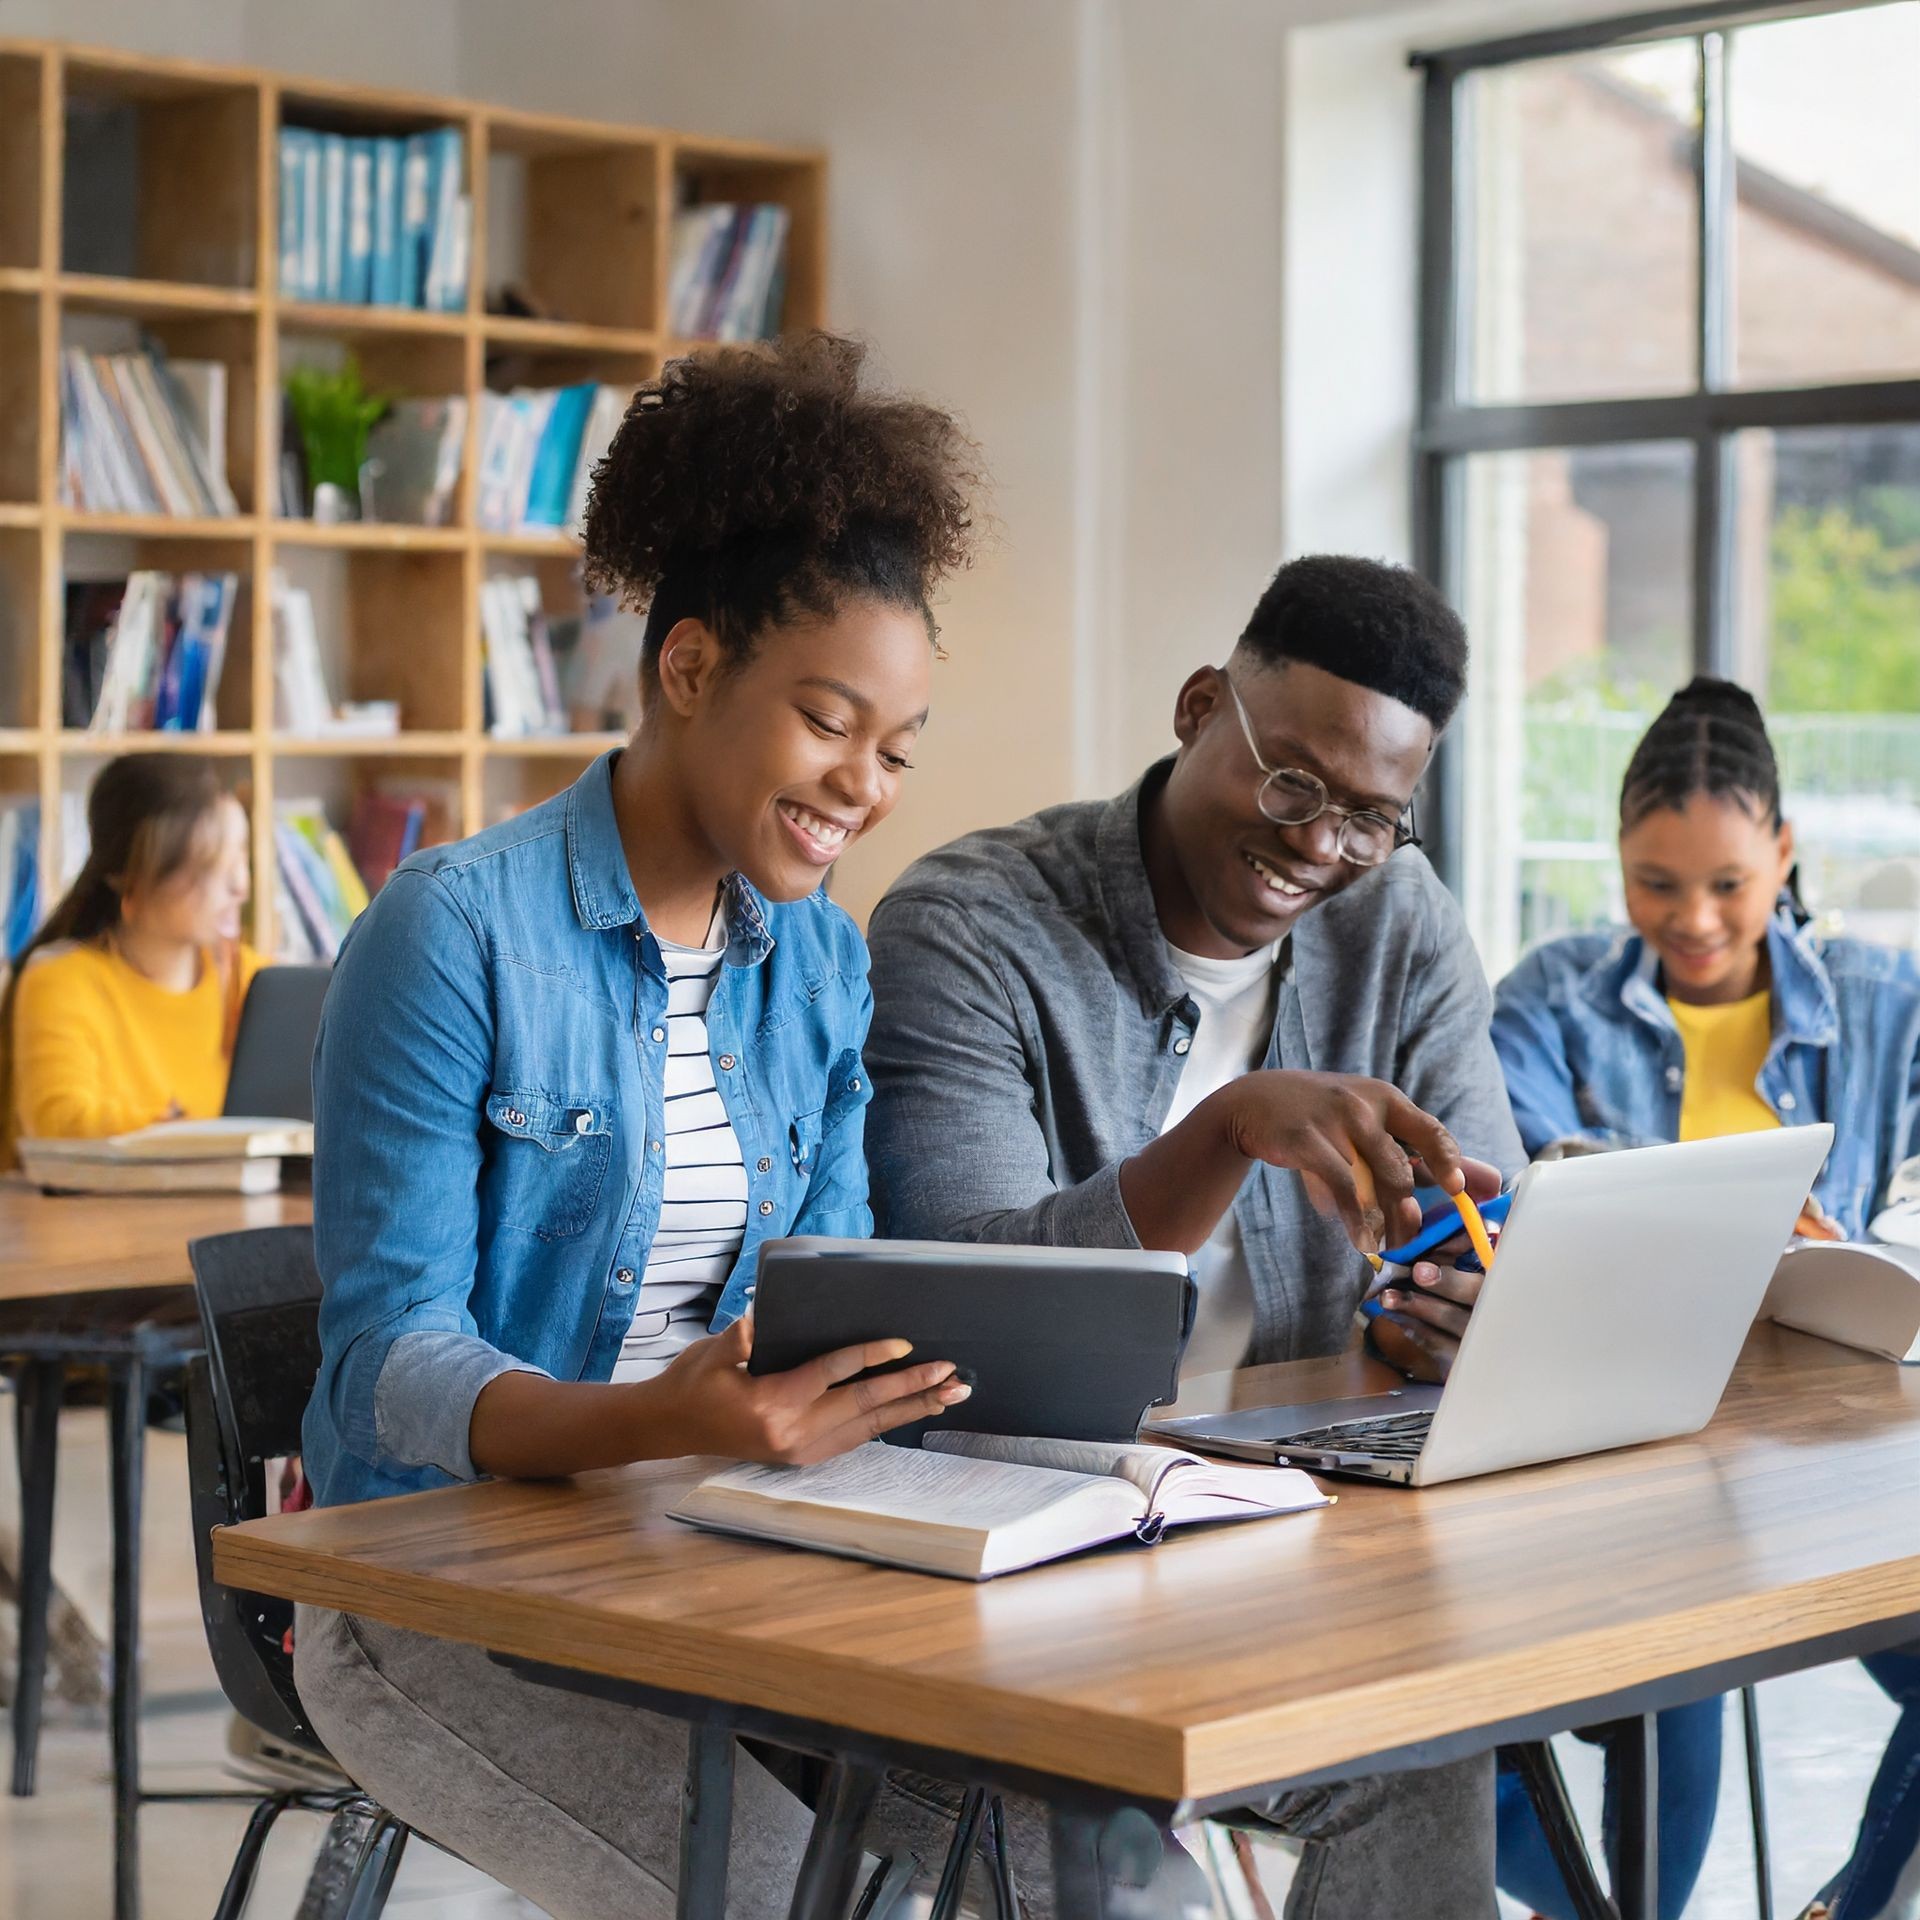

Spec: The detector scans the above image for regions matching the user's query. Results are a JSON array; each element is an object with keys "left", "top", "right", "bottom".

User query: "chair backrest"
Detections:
[{"left": 186, "top": 1224, "right": 327, "bottom": 1752}]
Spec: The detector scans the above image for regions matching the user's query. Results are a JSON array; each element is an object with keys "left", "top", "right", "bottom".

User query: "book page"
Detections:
[
  {"left": 923, "top": 1430, "right": 1184, "bottom": 1501},
  {"left": 691, "top": 1442, "right": 1122, "bottom": 1532},
  {"left": 1766, "top": 1242, "right": 1920, "bottom": 1363}
]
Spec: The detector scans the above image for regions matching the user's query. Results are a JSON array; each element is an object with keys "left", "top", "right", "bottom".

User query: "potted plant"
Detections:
[{"left": 285, "top": 359, "right": 388, "bottom": 521}]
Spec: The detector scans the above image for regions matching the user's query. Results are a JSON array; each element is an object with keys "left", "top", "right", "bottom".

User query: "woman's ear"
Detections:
[
  {"left": 654, "top": 618, "right": 724, "bottom": 721},
  {"left": 1776, "top": 817, "right": 1796, "bottom": 887}
]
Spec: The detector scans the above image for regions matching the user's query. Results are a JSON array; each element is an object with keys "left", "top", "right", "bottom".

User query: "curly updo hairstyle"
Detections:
[{"left": 582, "top": 333, "right": 985, "bottom": 689}]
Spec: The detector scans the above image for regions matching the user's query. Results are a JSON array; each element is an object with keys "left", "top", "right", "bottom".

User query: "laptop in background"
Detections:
[
  {"left": 223, "top": 965, "right": 331, "bottom": 1124},
  {"left": 1148, "top": 1126, "right": 1835, "bottom": 1487}
]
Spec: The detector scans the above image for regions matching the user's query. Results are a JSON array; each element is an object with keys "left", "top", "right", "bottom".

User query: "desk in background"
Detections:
[
  {"left": 0, "top": 1176, "right": 312, "bottom": 1920},
  {"left": 214, "top": 1325, "right": 1920, "bottom": 1918}
]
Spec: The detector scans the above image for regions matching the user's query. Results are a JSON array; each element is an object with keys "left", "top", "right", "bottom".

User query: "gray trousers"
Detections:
[{"left": 294, "top": 1605, "right": 1496, "bottom": 1918}]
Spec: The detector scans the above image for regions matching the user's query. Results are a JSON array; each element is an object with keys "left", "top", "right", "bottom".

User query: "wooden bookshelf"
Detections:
[{"left": 0, "top": 37, "right": 827, "bottom": 954}]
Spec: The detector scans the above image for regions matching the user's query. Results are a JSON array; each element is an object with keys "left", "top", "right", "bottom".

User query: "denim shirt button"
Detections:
[
  {"left": 850, "top": 1078, "right": 861, "bottom": 1092},
  {"left": 1173, "top": 1036, "right": 1192, "bottom": 1057},
  {"left": 1778, "top": 1091, "right": 1797, "bottom": 1112},
  {"left": 1664, "top": 1065, "right": 1683, "bottom": 1091},
  {"left": 650, "top": 1139, "right": 663, "bottom": 1153},
  {"left": 573, "top": 1111, "right": 592, "bottom": 1134},
  {"left": 756, "top": 1157, "right": 772, "bottom": 1174},
  {"left": 651, "top": 1026, "right": 666, "bottom": 1044},
  {"left": 615, "top": 1268, "right": 635, "bottom": 1287},
  {"left": 758, "top": 1200, "right": 775, "bottom": 1216},
  {"left": 718, "top": 1054, "right": 737, "bottom": 1071}
]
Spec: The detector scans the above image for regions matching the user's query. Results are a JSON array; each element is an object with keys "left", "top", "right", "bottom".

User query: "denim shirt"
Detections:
[
  {"left": 865, "top": 761, "right": 1526, "bottom": 1365},
  {"left": 1490, "top": 911, "right": 1920, "bottom": 1241},
  {"left": 302, "top": 751, "right": 874, "bottom": 1508}
]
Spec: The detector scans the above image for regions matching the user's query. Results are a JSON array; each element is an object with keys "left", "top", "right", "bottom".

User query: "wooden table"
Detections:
[
  {"left": 0, "top": 1176, "right": 311, "bottom": 1920},
  {"left": 213, "top": 1325, "right": 1920, "bottom": 1918}
]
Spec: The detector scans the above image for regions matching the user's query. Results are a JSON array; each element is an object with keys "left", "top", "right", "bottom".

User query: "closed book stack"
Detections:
[
  {"left": 668, "top": 203, "right": 791, "bottom": 342},
  {"left": 475, "top": 383, "right": 630, "bottom": 534},
  {"left": 273, "top": 801, "right": 372, "bottom": 963}
]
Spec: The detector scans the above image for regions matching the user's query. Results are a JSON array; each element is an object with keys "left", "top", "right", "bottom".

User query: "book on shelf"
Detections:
[
  {"left": 69, "top": 570, "right": 237, "bottom": 733},
  {"left": 274, "top": 801, "right": 371, "bottom": 962},
  {"left": 564, "top": 592, "right": 647, "bottom": 733},
  {"left": 347, "top": 791, "right": 429, "bottom": 895},
  {"left": 476, "top": 382, "right": 631, "bottom": 534},
  {"left": 1, "top": 798, "right": 39, "bottom": 964},
  {"left": 668, "top": 202, "right": 791, "bottom": 342},
  {"left": 481, "top": 573, "right": 567, "bottom": 737},
  {"left": 270, "top": 572, "right": 400, "bottom": 739},
  {"left": 278, "top": 123, "right": 467, "bottom": 312},
  {"left": 365, "top": 395, "right": 467, "bottom": 526},
  {"left": 59, "top": 340, "right": 235, "bottom": 519},
  {"left": 671, "top": 1431, "right": 1330, "bottom": 1581}
]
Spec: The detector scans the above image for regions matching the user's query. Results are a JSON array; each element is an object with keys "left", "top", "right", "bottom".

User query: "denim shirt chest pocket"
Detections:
[{"left": 484, "top": 1089, "right": 614, "bottom": 1241}]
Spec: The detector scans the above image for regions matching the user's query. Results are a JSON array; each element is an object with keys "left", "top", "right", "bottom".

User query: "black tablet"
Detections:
[{"left": 747, "top": 1237, "right": 1197, "bottom": 1445}]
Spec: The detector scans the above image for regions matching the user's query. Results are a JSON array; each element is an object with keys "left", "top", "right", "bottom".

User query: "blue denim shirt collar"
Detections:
[
  {"left": 563, "top": 749, "right": 775, "bottom": 968},
  {"left": 1579, "top": 903, "right": 1840, "bottom": 1048}
]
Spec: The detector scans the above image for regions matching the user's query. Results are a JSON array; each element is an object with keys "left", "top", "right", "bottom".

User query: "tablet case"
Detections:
[{"left": 748, "top": 1237, "right": 1197, "bottom": 1445}]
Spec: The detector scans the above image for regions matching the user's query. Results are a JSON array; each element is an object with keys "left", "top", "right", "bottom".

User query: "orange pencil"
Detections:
[{"left": 1451, "top": 1188, "right": 1498, "bottom": 1272}]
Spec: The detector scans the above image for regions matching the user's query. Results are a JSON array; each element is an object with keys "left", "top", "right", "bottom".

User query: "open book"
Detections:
[
  {"left": 669, "top": 1432, "right": 1331, "bottom": 1581},
  {"left": 1764, "top": 1240, "right": 1920, "bottom": 1363},
  {"left": 17, "top": 1118, "right": 310, "bottom": 1196}
]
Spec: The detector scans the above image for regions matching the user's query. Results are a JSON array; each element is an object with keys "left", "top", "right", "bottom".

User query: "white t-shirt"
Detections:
[
  {"left": 609, "top": 931, "right": 748, "bottom": 1384},
  {"left": 1160, "top": 937, "right": 1286, "bottom": 1379}
]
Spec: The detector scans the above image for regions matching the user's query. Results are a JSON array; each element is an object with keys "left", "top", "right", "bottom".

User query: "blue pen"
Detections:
[{"left": 1360, "top": 1190, "right": 1514, "bottom": 1318}]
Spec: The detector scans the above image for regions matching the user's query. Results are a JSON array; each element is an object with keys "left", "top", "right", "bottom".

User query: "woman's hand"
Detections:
[{"left": 645, "top": 1316, "right": 973, "bottom": 1466}]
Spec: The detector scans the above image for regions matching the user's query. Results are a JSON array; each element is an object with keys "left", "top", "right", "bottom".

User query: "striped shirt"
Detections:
[{"left": 609, "top": 932, "right": 747, "bottom": 1383}]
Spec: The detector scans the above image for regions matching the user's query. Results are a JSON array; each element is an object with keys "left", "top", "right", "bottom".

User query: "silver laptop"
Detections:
[{"left": 1147, "top": 1126, "right": 1835, "bottom": 1487}]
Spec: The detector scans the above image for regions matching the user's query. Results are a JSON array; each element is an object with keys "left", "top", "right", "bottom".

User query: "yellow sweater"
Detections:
[
  {"left": 11, "top": 940, "right": 264, "bottom": 1144},
  {"left": 1668, "top": 988, "right": 1780, "bottom": 1141}
]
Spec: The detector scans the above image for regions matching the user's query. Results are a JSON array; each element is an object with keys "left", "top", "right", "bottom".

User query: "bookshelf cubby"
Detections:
[{"left": 0, "top": 38, "right": 827, "bottom": 956}]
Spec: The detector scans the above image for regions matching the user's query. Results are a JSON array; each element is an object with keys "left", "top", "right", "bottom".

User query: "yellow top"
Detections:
[
  {"left": 11, "top": 940, "right": 265, "bottom": 1144},
  {"left": 1668, "top": 988, "right": 1780, "bottom": 1141}
]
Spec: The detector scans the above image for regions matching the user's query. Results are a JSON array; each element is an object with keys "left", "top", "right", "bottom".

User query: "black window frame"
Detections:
[{"left": 1412, "top": 0, "right": 1920, "bottom": 894}]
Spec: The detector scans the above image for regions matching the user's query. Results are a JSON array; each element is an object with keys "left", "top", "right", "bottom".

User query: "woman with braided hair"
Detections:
[{"left": 1488, "top": 676, "right": 1920, "bottom": 1920}]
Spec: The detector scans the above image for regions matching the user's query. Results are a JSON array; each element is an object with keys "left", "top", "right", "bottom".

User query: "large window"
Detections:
[{"left": 1417, "top": 2, "right": 1920, "bottom": 973}]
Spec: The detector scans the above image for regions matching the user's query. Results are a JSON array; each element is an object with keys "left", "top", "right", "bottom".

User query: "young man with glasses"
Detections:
[{"left": 863, "top": 553, "right": 1524, "bottom": 1918}]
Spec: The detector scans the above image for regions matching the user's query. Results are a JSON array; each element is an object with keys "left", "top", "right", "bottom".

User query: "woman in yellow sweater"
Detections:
[{"left": 1, "top": 753, "right": 259, "bottom": 1163}]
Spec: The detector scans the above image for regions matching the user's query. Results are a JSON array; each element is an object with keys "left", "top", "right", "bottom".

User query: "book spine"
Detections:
[
  {"left": 370, "top": 139, "right": 403, "bottom": 305},
  {"left": 400, "top": 133, "right": 433, "bottom": 309},
  {"left": 344, "top": 138, "right": 376, "bottom": 305}
]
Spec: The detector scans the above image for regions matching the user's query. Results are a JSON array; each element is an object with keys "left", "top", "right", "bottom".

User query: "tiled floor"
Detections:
[{"left": 0, "top": 1406, "right": 1901, "bottom": 1918}]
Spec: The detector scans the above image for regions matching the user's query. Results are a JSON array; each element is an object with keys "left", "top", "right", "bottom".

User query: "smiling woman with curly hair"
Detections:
[{"left": 292, "top": 332, "right": 992, "bottom": 1918}]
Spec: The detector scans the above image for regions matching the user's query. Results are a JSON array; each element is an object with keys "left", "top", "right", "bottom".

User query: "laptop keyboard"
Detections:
[{"left": 1276, "top": 1409, "right": 1434, "bottom": 1459}]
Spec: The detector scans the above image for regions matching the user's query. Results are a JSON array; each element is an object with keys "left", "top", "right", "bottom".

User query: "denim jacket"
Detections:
[
  {"left": 1491, "top": 910, "right": 1920, "bottom": 1241},
  {"left": 302, "top": 751, "right": 874, "bottom": 1508}
]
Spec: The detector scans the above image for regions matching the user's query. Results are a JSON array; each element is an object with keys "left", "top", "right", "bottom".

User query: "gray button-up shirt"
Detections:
[{"left": 864, "top": 761, "right": 1525, "bottom": 1365}]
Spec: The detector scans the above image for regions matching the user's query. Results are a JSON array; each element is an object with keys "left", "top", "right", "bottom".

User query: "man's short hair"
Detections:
[{"left": 1236, "top": 554, "right": 1468, "bottom": 731}]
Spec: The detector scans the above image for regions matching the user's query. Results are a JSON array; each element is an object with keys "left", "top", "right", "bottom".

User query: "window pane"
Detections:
[
  {"left": 1457, "top": 443, "right": 1694, "bottom": 975},
  {"left": 1462, "top": 41, "right": 1699, "bottom": 403},
  {"left": 1731, "top": 6, "right": 1920, "bottom": 388},
  {"left": 1733, "top": 425, "right": 1920, "bottom": 945}
]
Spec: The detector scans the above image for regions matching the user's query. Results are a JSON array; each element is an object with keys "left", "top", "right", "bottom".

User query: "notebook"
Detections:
[
  {"left": 669, "top": 1430, "right": 1329, "bottom": 1581},
  {"left": 1764, "top": 1240, "right": 1920, "bottom": 1363}
]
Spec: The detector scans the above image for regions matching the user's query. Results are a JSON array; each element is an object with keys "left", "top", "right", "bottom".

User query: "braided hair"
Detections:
[{"left": 1619, "top": 677, "right": 1805, "bottom": 917}]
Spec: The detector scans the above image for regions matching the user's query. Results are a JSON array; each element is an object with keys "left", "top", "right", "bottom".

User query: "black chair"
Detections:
[{"left": 186, "top": 1224, "right": 415, "bottom": 1920}]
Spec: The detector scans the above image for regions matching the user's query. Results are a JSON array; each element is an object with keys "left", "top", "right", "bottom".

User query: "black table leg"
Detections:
[
  {"left": 678, "top": 1722, "right": 735, "bottom": 1920},
  {"left": 11, "top": 1357, "right": 64, "bottom": 1798},
  {"left": 787, "top": 1758, "right": 881, "bottom": 1920},
  {"left": 1610, "top": 1713, "right": 1660, "bottom": 1920},
  {"left": 1049, "top": 1807, "right": 1104, "bottom": 1920},
  {"left": 109, "top": 1352, "right": 148, "bottom": 1920},
  {"left": 931, "top": 1785, "right": 988, "bottom": 1920},
  {"left": 1741, "top": 1686, "right": 1774, "bottom": 1920},
  {"left": 1506, "top": 1742, "right": 1617, "bottom": 1920}
]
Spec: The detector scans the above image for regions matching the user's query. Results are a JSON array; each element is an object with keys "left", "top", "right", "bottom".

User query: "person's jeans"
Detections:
[
  {"left": 1493, "top": 1697, "right": 1724, "bottom": 1920},
  {"left": 1826, "top": 1646, "right": 1920, "bottom": 1920}
]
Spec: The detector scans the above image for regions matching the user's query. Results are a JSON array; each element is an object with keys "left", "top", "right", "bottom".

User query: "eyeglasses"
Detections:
[{"left": 1221, "top": 672, "right": 1420, "bottom": 869}]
